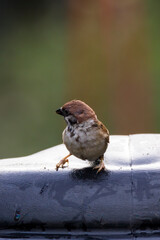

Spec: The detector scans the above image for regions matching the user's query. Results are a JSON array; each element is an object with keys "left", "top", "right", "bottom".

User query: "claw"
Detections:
[
  {"left": 56, "top": 153, "right": 71, "bottom": 171},
  {"left": 61, "top": 159, "right": 69, "bottom": 168},
  {"left": 56, "top": 159, "right": 69, "bottom": 171},
  {"left": 93, "top": 156, "right": 105, "bottom": 174}
]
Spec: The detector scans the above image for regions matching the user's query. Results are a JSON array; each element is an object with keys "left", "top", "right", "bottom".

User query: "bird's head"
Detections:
[{"left": 56, "top": 100, "right": 97, "bottom": 126}]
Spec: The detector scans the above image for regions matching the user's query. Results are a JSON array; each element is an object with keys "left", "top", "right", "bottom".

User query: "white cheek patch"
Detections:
[{"left": 64, "top": 116, "right": 70, "bottom": 124}]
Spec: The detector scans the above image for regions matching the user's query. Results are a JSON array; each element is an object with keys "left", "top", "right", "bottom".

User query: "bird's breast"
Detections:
[{"left": 62, "top": 120, "right": 108, "bottom": 161}]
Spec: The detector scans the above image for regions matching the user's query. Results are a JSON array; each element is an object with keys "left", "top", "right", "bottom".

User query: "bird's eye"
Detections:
[{"left": 64, "top": 109, "right": 69, "bottom": 116}]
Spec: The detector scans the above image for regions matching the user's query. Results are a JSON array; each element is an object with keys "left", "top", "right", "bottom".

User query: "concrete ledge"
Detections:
[{"left": 0, "top": 134, "right": 160, "bottom": 235}]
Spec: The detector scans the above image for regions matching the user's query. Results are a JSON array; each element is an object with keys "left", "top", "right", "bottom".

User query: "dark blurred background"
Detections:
[{"left": 0, "top": 0, "right": 159, "bottom": 158}]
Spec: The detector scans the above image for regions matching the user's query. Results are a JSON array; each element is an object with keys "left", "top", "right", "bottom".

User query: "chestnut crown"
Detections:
[{"left": 56, "top": 100, "right": 97, "bottom": 124}]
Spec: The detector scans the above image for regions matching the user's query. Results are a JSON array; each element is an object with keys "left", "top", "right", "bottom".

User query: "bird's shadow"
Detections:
[{"left": 70, "top": 166, "right": 110, "bottom": 181}]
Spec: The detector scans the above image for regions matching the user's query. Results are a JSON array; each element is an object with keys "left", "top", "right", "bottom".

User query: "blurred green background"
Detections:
[{"left": 0, "top": 0, "right": 159, "bottom": 158}]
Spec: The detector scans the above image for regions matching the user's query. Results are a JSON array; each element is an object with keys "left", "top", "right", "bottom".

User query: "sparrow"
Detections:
[{"left": 55, "top": 100, "right": 109, "bottom": 173}]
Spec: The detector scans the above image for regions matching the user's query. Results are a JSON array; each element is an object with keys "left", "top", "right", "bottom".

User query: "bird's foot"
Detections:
[
  {"left": 56, "top": 153, "right": 71, "bottom": 171},
  {"left": 93, "top": 157, "right": 105, "bottom": 174},
  {"left": 56, "top": 159, "right": 69, "bottom": 171}
]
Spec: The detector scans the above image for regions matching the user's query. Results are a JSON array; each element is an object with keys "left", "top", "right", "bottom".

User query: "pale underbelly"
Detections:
[{"left": 63, "top": 130, "right": 107, "bottom": 161}]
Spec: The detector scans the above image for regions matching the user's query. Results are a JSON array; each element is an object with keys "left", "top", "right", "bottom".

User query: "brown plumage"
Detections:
[
  {"left": 56, "top": 100, "right": 109, "bottom": 173},
  {"left": 63, "top": 100, "right": 97, "bottom": 123}
]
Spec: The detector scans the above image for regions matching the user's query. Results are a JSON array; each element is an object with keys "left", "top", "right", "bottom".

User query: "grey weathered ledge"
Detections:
[{"left": 0, "top": 134, "right": 160, "bottom": 235}]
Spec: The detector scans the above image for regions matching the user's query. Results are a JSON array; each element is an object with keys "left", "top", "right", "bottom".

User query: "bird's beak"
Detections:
[{"left": 56, "top": 108, "right": 64, "bottom": 116}]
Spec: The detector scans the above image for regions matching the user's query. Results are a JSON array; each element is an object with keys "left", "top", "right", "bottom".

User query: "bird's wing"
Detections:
[{"left": 98, "top": 121, "right": 110, "bottom": 143}]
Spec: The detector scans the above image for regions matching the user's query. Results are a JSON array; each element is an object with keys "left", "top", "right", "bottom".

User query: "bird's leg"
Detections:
[
  {"left": 93, "top": 155, "right": 105, "bottom": 173},
  {"left": 56, "top": 153, "right": 72, "bottom": 171}
]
